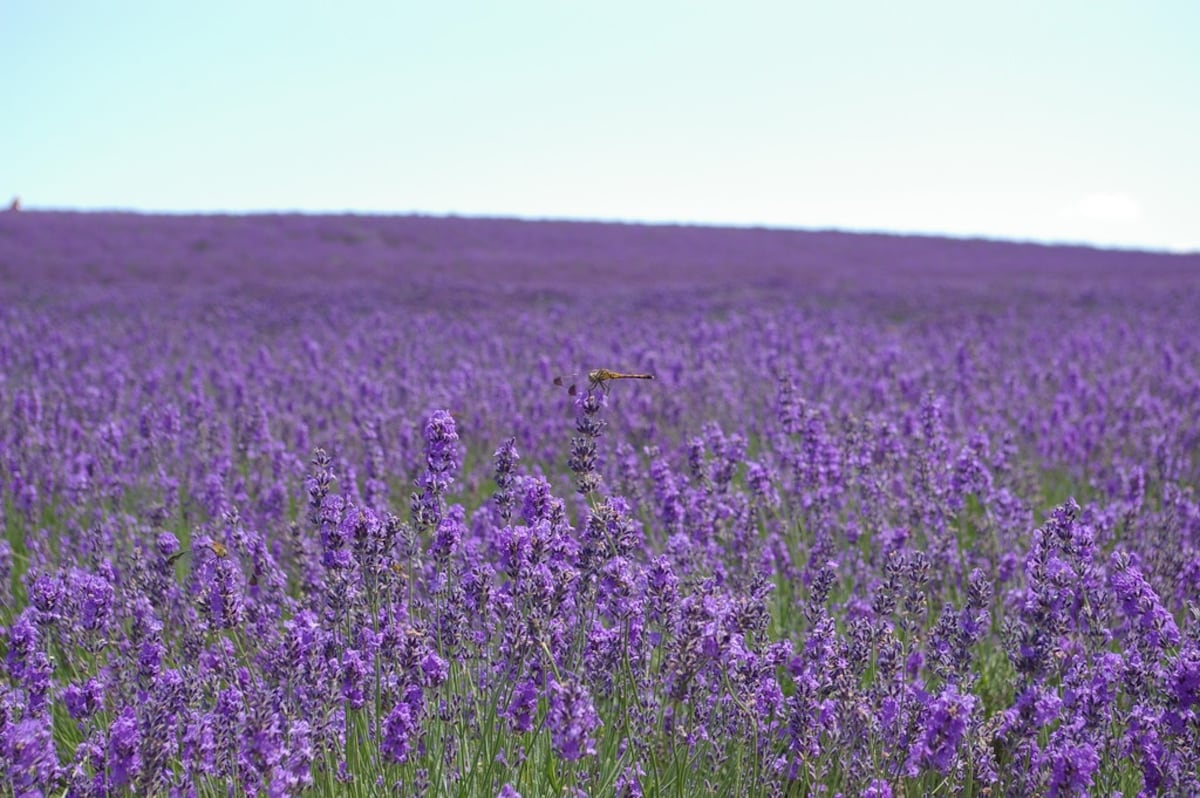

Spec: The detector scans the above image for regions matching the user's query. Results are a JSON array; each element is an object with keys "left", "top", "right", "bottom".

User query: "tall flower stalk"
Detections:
[{"left": 569, "top": 390, "right": 607, "bottom": 500}]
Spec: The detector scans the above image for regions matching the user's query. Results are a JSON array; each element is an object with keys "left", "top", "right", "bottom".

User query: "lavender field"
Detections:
[{"left": 1, "top": 211, "right": 1199, "bottom": 797}]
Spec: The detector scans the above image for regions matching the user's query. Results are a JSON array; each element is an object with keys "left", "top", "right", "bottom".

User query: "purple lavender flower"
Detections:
[
  {"left": 3, "top": 717, "right": 59, "bottom": 797},
  {"left": 344, "top": 503, "right": 385, "bottom": 567},
  {"left": 28, "top": 573, "right": 67, "bottom": 619},
  {"left": 420, "top": 650, "right": 449, "bottom": 688},
  {"left": 1108, "top": 550, "right": 1180, "bottom": 651},
  {"left": 156, "top": 531, "right": 181, "bottom": 559},
  {"left": 547, "top": 677, "right": 601, "bottom": 761},
  {"left": 73, "top": 569, "right": 114, "bottom": 632},
  {"left": 108, "top": 706, "right": 142, "bottom": 789},
  {"left": 1169, "top": 644, "right": 1200, "bottom": 711},
  {"left": 776, "top": 372, "right": 803, "bottom": 435},
  {"left": 62, "top": 677, "right": 105, "bottom": 721},
  {"left": 197, "top": 551, "right": 245, "bottom": 629},
  {"left": 862, "top": 780, "right": 893, "bottom": 798},
  {"left": 6, "top": 610, "right": 52, "bottom": 715},
  {"left": 568, "top": 391, "right": 607, "bottom": 496},
  {"left": 180, "top": 711, "right": 217, "bottom": 781},
  {"left": 319, "top": 495, "right": 353, "bottom": 569},
  {"left": 615, "top": 765, "right": 645, "bottom": 798},
  {"left": 340, "top": 648, "right": 369, "bottom": 709},
  {"left": 1044, "top": 739, "right": 1099, "bottom": 797},
  {"left": 746, "top": 459, "right": 780, "bottom": 510},
  {"left": 424, "top": 409, "right": 461, "bottom": 472},
  {"left": 412, "top": 410, "right": 461, "bottom": 529},
  {"left": 270, "top": 719, "right": 314, "bottom": 796},
  {"left": 1125, "top": 703, "right": 1170, "bottom": 793},
  {"left": 493, "top": 437, "right": 521, "bottom": 523},
  {"left": 382, "top": 685, "right": 424, "bottom": 764},
  {"left": 306, "top": 448, "right": 337, "bottom": 525},
  {"left": 505, "top": 679, "right": 539, "bottom": 734},
  {"left": 432, "top": 503, "right": 466, "bottom": 565},
  {"left": 905, "top": 686, "right": 975, "bottom": 776}
]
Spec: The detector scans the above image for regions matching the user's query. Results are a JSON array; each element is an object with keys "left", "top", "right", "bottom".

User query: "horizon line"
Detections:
[{"left": 6, "top": 203, "right": 1197, "bottom": 257}]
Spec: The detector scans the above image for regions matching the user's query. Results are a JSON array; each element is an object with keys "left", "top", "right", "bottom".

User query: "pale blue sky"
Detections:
[{"left": 2, "top": 1, "right": 1197, "bottom": 251}]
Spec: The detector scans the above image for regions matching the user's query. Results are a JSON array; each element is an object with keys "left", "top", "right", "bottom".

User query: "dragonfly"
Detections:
[{"left": 553, "top": 368, "right": 655, "bottom": 396}]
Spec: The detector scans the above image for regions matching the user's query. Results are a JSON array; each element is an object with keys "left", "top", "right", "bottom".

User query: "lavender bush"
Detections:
[{"left": 1, "top": 211, "right": 1198, "bottom": 796}]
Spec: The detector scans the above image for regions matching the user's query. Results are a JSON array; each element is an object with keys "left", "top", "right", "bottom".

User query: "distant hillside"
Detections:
[{"left": 1, "top": 212, "right": 1196, "bottom": 311}]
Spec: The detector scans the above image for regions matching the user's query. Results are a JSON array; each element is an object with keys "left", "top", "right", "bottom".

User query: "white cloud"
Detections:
[{"left": 1061, "top": 192, "right": 1142, "bottom": 223}]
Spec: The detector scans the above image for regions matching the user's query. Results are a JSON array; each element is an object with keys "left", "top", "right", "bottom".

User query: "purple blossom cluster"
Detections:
[{"left": 0, "top": 212, "right": 1199, "bottom": 796}]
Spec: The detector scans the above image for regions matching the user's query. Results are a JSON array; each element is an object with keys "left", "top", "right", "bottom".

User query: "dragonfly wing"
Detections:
[{"left": 553, "top": 374, "right": 579, "bottom": 396}]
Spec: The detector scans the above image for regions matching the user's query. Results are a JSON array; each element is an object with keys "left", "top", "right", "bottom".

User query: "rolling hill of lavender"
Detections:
[{"left": 1, "top": 211, "right": 1199, "bottom": 797}]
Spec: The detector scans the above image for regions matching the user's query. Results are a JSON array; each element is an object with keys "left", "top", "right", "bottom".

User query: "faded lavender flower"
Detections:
[{"left": 568, "top": 391, "right": 606, "bottom": 496}]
